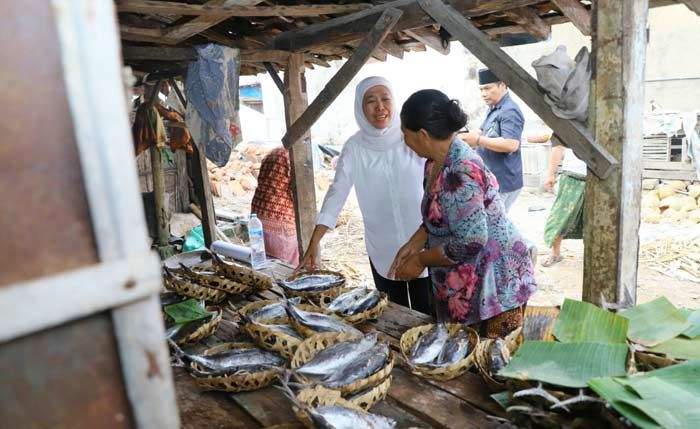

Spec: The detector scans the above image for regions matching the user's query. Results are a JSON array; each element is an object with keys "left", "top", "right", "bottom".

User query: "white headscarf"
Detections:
[{"left": 353, "top": 76, "right": 403, "bottom": 151}]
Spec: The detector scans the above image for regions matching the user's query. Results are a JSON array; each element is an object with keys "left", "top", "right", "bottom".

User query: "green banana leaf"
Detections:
[
  {"left": 164, "top": 298, "right": 213, "bottom": 324},
  {"left": 498, "top": 341, "right": 628, "bottom": 388},
  {"left": 680, "top": 309, "right": 700, "bottom": 338},
  {"left": 620, "top": 297, "right": 690, "bottom": 347},
  {"left": 650, "top": 337, "right": 700, "bottom": 361},
  {"left": 552, "top": 299, "right": 628, "bottom": 344},
  {"left": 588, "top": 377, "right": 661, "bottom": 429},
  {"left": 618, "top": 360, "right": 700, "bottom": 397}
]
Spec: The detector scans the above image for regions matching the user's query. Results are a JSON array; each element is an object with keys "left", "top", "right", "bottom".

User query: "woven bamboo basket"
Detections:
[
  {"left": 343, "top": 375, "right": 392, "bottom": 411},
  {"left": 164, "top": 270, "right": 228, "bottom": 303},
  {"left": 473, "top": 327, "right": 524, "bottom": 392},
  {"left": 169, "top": 264, "right": 252, "bottom": 296},
  {"left": 176, "top": 306, "right": 223, "bottom": 346},
  {"left": 291, "top": 332, "right": 394, "bottom": 394},
  {"left": 400, "top": 324, "right": 479, "bottom": 381},
  {"left": 316, "top": 287, "right": 389, "bottom": 325},
  {"left": 212, "top": 255, "right": 273, "bottom": 290},
  {"left": 189, "top": 342, "right": 282, "bottom": 392},
  {"left": 282, "top": 270, "right": 347, "bottom": 304},
  {"left": 241, "top": 319, "right": 303, "bottom": 360},
  {"left": 288, "top": 304, "right": 348, "bottom": 338},
  {"left": 237, "top": 299, "right": 288, "bottom": 324},
  {"left": 294, "top": 385, "right": 366, "bottom": 429}
]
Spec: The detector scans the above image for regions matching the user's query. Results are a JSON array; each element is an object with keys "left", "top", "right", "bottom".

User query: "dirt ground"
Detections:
[{"left": 210, "top": 179, "right": 699, "bottom": 310}]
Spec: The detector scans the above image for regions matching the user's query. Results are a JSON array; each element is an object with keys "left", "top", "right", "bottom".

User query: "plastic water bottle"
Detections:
[{"left": 248, "top": 214, "right": 267, "bottom": 270}]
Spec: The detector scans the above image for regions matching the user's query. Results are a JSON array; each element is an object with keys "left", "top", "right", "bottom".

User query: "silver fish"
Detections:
[
  {"left": 276, "top": 274, "right": 344, "bottom": 292},
  {"left": 286, "top": 302, "right": 361, "bottom": 335},
  {"left": 327, "top": 287, "right": 371, "bottom": 313},
  {"left": 323, "top": 343, "right": 389, "bottom": 388},
  {"left": 309, "top": 405, "right": 396, "bottom": 429},
  {"left": 341, "top": 290, "right": 381, "bottom": 316},
  {"left": 247, "top": 298, "right": 301, "bottom": 321},
  {"left": 166, "top": 313, "right": 214, "bottom": 342},
  {"left": 489, "top": 338, "right": 511, "bottom": 374},
  {"left": 170, "top": 341, "right": 286, "bottom": 372},
  {"left": 241, "top": 313, "right": 304, "bottom": 340},
  {"left": 409, "top": 323, "right": 449, "bottom": 366},
  {"left": 433, "top": 329, "right": 471, "bottom": 367},
  {"left": 296, "top": 333, "right": 377, "bottom": 378}
]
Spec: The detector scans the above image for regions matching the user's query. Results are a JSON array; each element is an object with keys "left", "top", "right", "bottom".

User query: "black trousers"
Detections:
[{"left": 370, "top": 260, "right": 433, "bottom": 316}]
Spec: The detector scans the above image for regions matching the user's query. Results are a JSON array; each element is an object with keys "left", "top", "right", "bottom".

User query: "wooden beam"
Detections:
[
  {"left": 117, "top": 0, "right": 372, "bottom": 17},
  {"left": 190, "top": 145, "right": 217, "bottom": 248},
  {"left": 146, "top": 80, "right": 170, "bottom": 246},
  {"left": 162, "top": 0, "right": 264, "bottom": 45},
  {"left": 551, "top": 0, "right": 592, "bottom": 36},
  {"left": 680, "top": 0, "right": 700, "bottom": 16},
  {"left": 263, "top": 62, "right": 286, "bottom": 95},
  {"left": 284, "top": 53, "right": 317, "bottom": 259},
  {"left": 418, "top": 0, "right": 617, "bottom": 179},
  {"left": 378, "top": 39, "right": 405, "bottom": 59},
  {"left": 404, "top": 27, "right": 449, "bottom": 54},
  {"left": 582, "top": 0, "right": 649, "bottom": 309},
  {"left": 271, "top": 0, "right": 544, "bottom": 52},
  {"left": 504, "top": 7, "right": 551, "bottom": 40},
  {"left": 120, "top": 25, "right": 164, "bottom": 43},
  {"left": 122, "top": 45, "right": 197, "bottom": 62},
  {"left": 282, "top": 8, "right": 403, "bottom": 148}
]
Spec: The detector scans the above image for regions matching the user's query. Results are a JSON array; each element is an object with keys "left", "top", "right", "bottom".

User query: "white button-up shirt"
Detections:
[{"left": 317, "top": 134, "right": 426, "bottom": 279}]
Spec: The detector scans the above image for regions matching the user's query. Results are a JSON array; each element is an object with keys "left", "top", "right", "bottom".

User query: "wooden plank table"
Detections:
[{"left": 174, "top": 260, "right": 509, "bottom": 429}]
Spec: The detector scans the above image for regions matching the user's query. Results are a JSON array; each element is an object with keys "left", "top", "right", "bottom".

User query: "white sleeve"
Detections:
[{"left": 316, "top": 142, "right": 355, "bottom": 229}]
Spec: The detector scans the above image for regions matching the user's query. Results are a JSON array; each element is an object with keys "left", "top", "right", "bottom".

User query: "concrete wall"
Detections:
[{"left": 240, "top": 4, "right": 700, "bottom": 146}]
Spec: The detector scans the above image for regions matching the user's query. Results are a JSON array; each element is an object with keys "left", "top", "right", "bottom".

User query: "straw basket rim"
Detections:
[
  {"left": 165, "top": 274, "right": 228, "bottom": 303},
  {"left": 189, "top": 342, "right": 282, "bottom": 392},
  {"left": 399, "top": 323, "right": 479, "bottom": 381},
  {"left": 241, "top": 319, "right": 303, "bottom": 360},
  {"left": 282, "top": 270, "right": 347, "bottom": 303},
  {"left": 294, "top": 385, "right": 366, "bottom": 429},
  {"left": 343, "top": 374, "right": 392, "bottom": 411},
  {"left": 176, "top": 306, "right": 223, "bottom": 346}
]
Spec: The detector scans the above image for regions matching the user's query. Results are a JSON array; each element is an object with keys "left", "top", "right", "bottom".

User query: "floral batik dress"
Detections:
[{"left": 422, "top": 138, "right": 536, "bottom": 324}]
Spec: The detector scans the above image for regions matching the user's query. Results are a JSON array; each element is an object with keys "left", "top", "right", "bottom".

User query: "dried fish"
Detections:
[
  {"left": 170, "top": 340, "right": 285, "bottom": 373},
  {"left": 434, "top": 329, "right": 471, "bottom": 366},
  {"left": 327, "top": 287, "right": 371, "bottom": 313},
  {"left": 212, "top": 253, "right": 273, "bottom": 289},
  {"left": 240, "top": 313, "right": 304, "bottom": 340},
  {"left": 309, "top": 405, "right": 396, "bottom": 429},
  {"left": 160, "top": 292, "right": 186, "bottom": 306},
  {"left": 342, "top": 290, "right": 381, "bottom": 316},
  {"left": 488, "top": 338, "right": 511, "bottom": 374},
  {"left": 276, "top": 273, "right": 345, "bottom": 292},
  {"left": 246, "top": 298, "right": 301, "bottom": 321},
  {"left": 409, "top": 323, "right": 449, "bottom": 366},
  {"left": 286, "top": 301, "right": 361, "bottom": 335},
  {"left": 323, "top": 343, "right": 389, "bottom": 388},
  {"left": 166, "top": 313, "right": 214, "bottom": 343},
  {"left": 296, "top": 333, "right": 377, "bottom": 378}
]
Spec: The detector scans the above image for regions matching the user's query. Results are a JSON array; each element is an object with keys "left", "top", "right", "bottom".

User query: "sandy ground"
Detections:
[{"left": 208, "top": 181, "right": 699, "bottom": 310}]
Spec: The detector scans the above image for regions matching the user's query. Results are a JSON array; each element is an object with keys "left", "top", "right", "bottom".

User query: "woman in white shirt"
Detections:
[{"left": 297, "top": 76, "right": 432, "bottom": 314}]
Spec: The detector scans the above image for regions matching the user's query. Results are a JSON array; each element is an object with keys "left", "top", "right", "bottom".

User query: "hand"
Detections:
[
  {"left": 394, "top": 253, "right": 426, "bottom": 281},
  {"left": 460, "top": 131, "right": 481, "bottom": 148},
  {"left": 388, "top": 244, "right": 419, "bottom": 280},
  {"left": 544, "top": 175, "right": 556, "bottom": 193},
  {"left": 295, "top": 243, "right": 320, "bottom": 273}
]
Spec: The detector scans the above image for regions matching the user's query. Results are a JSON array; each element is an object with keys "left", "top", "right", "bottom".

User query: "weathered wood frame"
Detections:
[{"left": 38, "top": 1, "right": 178, "bottom": 426}]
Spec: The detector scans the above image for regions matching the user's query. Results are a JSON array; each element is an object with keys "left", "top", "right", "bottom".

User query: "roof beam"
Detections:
[
  {"left": 282, "top": 8, "right": 403, "bottom": 148},
  {"left": 504, "top": 7, "right": 551, "bottom": 40},
  {"left": 551, "top": 0, "right": 591, "bottom": 36},
  {"left": 117, "top": 0, "right": 372, "bottom": 17},
  {"left": 679, "top": 0, "right": 700, "bottom": 16},
  {"left": 418, "top": 0, "right": 617, "bottom": 179},
  {"left": 404, "top": 27, "right": 449, "bottom": 54},
  {"left": 271, "top": 0, "right": 544, "bottom": 51}
]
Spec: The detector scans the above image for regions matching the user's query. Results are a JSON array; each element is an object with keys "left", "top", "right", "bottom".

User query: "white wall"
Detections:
[{"left": 242, "top": 4, "right": 700, "bottom": 146}]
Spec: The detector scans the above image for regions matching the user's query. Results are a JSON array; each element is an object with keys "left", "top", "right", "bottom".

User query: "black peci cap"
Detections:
[{"left": 478, "top": 68, "right": 500, "bottom": 85}]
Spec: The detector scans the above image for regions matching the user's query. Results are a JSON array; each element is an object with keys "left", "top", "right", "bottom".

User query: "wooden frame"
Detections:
[{"left": 50, "top": 0, "right": 179, "bottom": 426}]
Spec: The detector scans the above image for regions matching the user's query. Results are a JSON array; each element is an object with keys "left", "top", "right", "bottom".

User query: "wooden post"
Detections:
[
  {"left": 284, "top": 53, "right": 317, "bottom": 258},
  {"left": 190, "top": 144, "right": 217, "bottom": 247},
  {"left": 175, "top": 150, "right": 189, "bottom": 212},
  {"left": 146, "top": 80, "right": 169, "bottom": 246},
  {"left": 582, "top": 0, "right": 648, "bottom": 308}
]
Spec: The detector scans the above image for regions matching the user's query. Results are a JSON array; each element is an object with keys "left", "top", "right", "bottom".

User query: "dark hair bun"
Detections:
[{"left": 445, "top": 99, "right": 467, "bottom": 132}]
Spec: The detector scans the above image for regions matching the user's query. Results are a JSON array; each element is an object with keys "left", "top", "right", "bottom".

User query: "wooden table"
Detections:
[{"left": 174, "top": 261, "right": 509, "bottom": 429}]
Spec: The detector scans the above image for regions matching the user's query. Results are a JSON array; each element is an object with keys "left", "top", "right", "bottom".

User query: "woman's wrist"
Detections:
[{"left": 476, "top": 136, "right": 482, "bottom": 147}]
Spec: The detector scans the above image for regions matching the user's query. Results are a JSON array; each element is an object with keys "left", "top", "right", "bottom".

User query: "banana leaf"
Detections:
[
  {"left": 552, "top": 299, "right": 628, "bottom": 344},
  {"left": 649, "top": 337, "right": 700, "bottom": 361},
  {"left": 498, "top": 341, "right": 628, "bottom": 388},
  {"left": 620, "top": 297, "right": 690, "bottom": 347},
  {"left": 680, "top": 309, "right": 700, "bottom": 338},
  {"left": 618, "top": 359, "right": 700, "bottom": 397},
  {"left": 588, "top": 378, "right": 661, "bottom": 429},
  {"left": 164, "top": 298, "right": 213, "bottom": 324}
]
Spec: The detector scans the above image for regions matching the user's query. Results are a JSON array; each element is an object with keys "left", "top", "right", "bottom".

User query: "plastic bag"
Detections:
[{"left": 183, "top": 225, "right": 205, "bottom": 252}]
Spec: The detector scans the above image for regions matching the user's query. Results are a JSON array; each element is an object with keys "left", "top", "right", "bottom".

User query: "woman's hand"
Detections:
[
  {"left": 544, "top": 174, "right": 556, "bottom": 193},
  {"left": 295, "top": 243, "right": 320, "bottom": 273},
  {"left": 393, "top": 253, "right": 426, "bottom": 281},
  {"left": 388, "top": 227, "right": 427, "bottom": 279}
]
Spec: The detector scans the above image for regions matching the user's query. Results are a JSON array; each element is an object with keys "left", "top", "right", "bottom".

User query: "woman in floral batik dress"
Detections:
[{"left": 390, "top": 89, "right": 537, "bottom": 338}]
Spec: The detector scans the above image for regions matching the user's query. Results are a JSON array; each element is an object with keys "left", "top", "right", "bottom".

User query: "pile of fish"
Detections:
[
  {"left": 170, "top": 340, "right": 286, "bottom": 377},
  {"left": 286, "top": 301, "right": 361, "bottom": 336},
  {"left": 276, "top": 272, "right": 345, "bottom": 294},
  {"left": 408, "top": 324, "right": 472, "bottom": 368},
  {"left": 326, "top": 287, "right": 383, "bottom": 317},
  {"left": 294, "top": 333, "right": 390, "bottom": 390}
]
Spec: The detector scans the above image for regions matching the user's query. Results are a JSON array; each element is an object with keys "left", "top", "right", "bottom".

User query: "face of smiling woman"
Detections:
[{"left": 362, "top": 85, "right": 393, "bottom": 129}]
